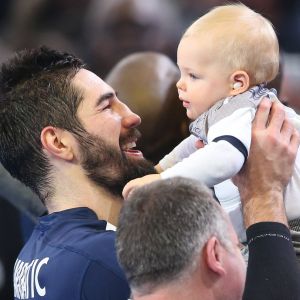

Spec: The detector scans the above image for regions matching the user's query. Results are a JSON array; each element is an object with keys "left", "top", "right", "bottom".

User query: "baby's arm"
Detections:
[
  {"left": 123, "top": 136, "right": 199, "bottom": 198},
  {"left": 155, "top": 164, "right": 163, "bottom": 173},
  {"left": 161, "top": 140, "right": 245, "bottom": 186},
  {"left": 123, "top": 138, "right": 245, "bottom": 199},
  {"left": 123, "top": 107, "right": 255, "bottom": 198},
  {"left": 123, "top": 135, "right": 199, "bottom": 199},
  {"left": 161, "top": 107, "right": 255, "bottom": 186},
  {"left": 155, "top": 135, "right": 205, "bottom": 174},
  {"left": 158, "top": 135, "right": 199, "bottom": 170}
]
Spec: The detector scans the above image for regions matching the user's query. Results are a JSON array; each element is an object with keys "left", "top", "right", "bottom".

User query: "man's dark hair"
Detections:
[
  {"left": 116, "top": 177, "right": 233, "bottom": 295},
  {"left": 0, "top": 47, "right": 86, "bottom": 202}
]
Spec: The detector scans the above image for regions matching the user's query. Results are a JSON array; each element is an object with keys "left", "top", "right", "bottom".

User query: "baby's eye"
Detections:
[{"left": 189, "top": 73, "right": 199, "bottom": 80}]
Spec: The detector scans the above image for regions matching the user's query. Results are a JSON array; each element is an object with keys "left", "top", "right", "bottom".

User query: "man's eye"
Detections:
[
  {"left": 99, "top": 100, "right": 112, "bottom": 111},
  {"left": 103, "top": 104, "right": 111, "bottom": 110}
]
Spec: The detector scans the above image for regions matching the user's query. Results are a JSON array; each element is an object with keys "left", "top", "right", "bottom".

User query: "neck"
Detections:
[
  {"left": 133, "top": 273, "right": 216, "bottom": 300},
  {"left": 132, "top": 262, "right": 235, "bottom": 300},
  {"left": 133, "top": 283, "right": 210, "bottom": 300},
  {"left": 45, "top": 164, "right": 123, "bottom": 226}
]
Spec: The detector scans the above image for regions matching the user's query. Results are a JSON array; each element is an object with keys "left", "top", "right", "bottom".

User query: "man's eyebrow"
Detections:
[{"left": 95, "top": 92, "right": 117, "bottom": 107}]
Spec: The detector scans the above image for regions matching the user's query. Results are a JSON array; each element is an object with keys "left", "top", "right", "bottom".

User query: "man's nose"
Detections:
[
  {"left": 122, "top": 111, "right": 141, "bottom": 129},
  {"left": 118, "top": 101, "right": 141, "bottom": 128}
]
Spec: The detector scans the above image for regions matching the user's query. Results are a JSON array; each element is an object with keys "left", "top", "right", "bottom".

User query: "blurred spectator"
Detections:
[
  {"left": 280, "top": 52, "right": 300, "bottom": 113},
  {"left": 0, "top": 0, "right": 12, "bottom": 33},
  {"left": 0, "top": 40, "right": 12, "bottom": 64},
  {"left": 2, "top": 0, "right": 300, "bottom": 76},
  {"left": 0, "top": 198, "right": 23, "bottom": 300},
  {"left": 242, "top": 0, "right": 300, "bottom": 52},
  {"left": 0, "top": 164, "right": 46, "bottom": 221},
  {"left": 176, "top": 0, "right": 300, "bottom": 53},
  {"left": 83, "top": 0, "right": 182, "bottom": 77},
  {"left": 177, "top": 0, "right": 232, "bottom": 27},
  {"left": 0, "top": 159, "right": 46, "bottom": 299},
  {"left": 2, "top": 0, "right": 90, "bottom": 56}
]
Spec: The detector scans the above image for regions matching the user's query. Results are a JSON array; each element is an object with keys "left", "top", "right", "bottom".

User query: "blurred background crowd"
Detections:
[
  {"left": 1, "top": 0, "right": 300, "bottom": 298},
  {"left": 0, "top": 0, "right": 300, "bottom": 108}
]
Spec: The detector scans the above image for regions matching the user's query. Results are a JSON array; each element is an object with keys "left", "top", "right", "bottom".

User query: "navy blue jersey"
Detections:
[{"left": 13, "top": 207, "right": 130, "bottom": 299}]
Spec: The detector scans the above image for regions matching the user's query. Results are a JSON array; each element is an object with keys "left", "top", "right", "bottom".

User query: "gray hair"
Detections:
[{"left": 116, "top": 177, "right": 233, "bottom": 295}]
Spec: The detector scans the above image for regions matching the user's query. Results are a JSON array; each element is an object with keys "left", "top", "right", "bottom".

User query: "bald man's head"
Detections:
[{"left": 106, "top": 52, "right": 189, "bottom": 163}]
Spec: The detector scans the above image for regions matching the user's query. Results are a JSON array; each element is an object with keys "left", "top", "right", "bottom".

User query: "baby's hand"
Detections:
[
  {"left": 195, "top": 139, "right": 205, "bottom": 149},
  {"left": 155, "top": 164, "right": 163, "bottom": 173},
  {"left": 122, "top": 174, "right": 161, "bottom": 200}
]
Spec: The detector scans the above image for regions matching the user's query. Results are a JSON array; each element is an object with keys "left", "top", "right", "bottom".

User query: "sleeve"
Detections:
[
  {"left": 81, "top": 261, "right": 131, "bottom": 300},
  {"left": 161, "top": 140, "right": 244, "bottom": 187},
  {"left": 207, "top": 106, "right": 255, "bottom": 149},
  {"left": 159, "top": 135, "right": 199, "bottom": 170},
  {"left": 243, "top": 222, "right": 300, "bottom": 300},
  {"left": 160, "top": 107, "right": 255, "bottom": 187}
]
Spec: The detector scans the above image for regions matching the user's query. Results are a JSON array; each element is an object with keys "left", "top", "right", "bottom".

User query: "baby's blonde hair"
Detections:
[{"left": 183, "top": 3, "right": 279, "bottom": 85}]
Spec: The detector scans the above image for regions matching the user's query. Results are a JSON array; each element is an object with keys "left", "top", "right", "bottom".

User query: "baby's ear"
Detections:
[
  {"left": 229, "top": 71, "right": 250, "bottom": 96},
  {"left": 40, "top": 126, "right": 74, "bottom": 161}
]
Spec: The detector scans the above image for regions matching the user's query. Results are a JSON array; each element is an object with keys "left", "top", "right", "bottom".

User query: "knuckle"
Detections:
[{"left": 268, "top": 133, "right": 278, "bottom": 146}]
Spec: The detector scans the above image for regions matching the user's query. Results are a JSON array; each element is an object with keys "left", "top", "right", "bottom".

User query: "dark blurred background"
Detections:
[
  {"left": 0, "top": 0, "right": 299, "bottom": 109},
  {"left": 1, "top": 0, "right": 300, "bottom": 298}
]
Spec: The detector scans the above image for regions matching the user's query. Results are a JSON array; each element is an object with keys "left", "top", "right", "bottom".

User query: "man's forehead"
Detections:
[
  {"left": 73, "top": 69, "right": 117, "bottom": 117},
  {"left": 73, "top": 68, "right": 115, "bottom": 95}
]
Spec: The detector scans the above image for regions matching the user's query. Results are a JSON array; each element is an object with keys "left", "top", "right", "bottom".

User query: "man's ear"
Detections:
[
  {"left": 229, "top": 71, "right": 250, "bottom": 96},
  {"left": 204, "top": 236, "right": 226, "bottom": 276},
  {"left": 40, "top": 126, "right": 74, "bottom": 161}
]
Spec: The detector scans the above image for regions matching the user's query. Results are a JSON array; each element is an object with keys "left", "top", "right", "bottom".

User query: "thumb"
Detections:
[
  {"left": 195, "top": 139, "right": 205, "bottom": 149},
  {"left": 122, "top": 182, "right": 134, "bottom": 200}
]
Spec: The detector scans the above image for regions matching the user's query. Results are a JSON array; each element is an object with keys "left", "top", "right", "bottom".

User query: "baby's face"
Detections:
[{"left": 177, "top": 36, "right": 231, "bottom": 120}]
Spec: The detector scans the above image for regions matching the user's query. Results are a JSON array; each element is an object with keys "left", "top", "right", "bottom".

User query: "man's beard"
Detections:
[{"left": 77, "top": 129, "right": 156, "bottom": 197}]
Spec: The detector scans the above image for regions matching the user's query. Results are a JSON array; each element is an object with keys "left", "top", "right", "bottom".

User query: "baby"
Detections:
[{"left": 123, "top": 4, "right": 300, "bottom": 241}]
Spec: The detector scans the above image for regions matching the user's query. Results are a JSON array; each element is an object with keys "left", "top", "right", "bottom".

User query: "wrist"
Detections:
[
  {"left": 242, "top": 190, "right": 288, "bottom": 229},
  {"left": 155, "top": 164, "right": 163, "bottom": 173}
]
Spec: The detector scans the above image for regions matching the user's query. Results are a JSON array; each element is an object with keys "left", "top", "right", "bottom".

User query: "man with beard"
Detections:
[{"left": 0, "top": 47, "right": 155, "bottom": 300}]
